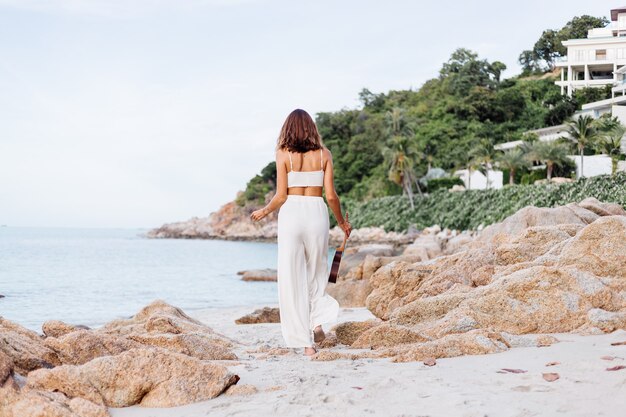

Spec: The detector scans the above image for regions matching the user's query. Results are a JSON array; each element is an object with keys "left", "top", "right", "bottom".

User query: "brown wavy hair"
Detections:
[{"left": 276, "top": 109, "right": 323, "bottom": 153}]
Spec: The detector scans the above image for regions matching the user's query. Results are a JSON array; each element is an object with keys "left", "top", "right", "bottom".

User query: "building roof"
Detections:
[
  {"left": 611, "top": 7, "right": 626, "bottom": 21},
  {"left": 581, "top": 94, "right": 626, "bottom": 110}
]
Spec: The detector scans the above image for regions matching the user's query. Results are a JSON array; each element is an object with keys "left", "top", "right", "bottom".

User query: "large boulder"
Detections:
[
  {"left": 238, "top": 269, "right": 277, "bottom": 282},
  {"left": 319, "top": 199, "right": 626, "bottom": 363},
  {"left": 42, "top": 321, "right": 89, "bottom": 338},
  {"left": 326, "top": 279, "right": 373, "bottom": 308},
  {"left": 235, "top": 307, "right": 280, "bottom": 324},
  {"left": 0, "top": 318, "right": 60, "bottom": 375},
  {"left": 42, "top": 301, "right": 238, "bottom": 364},
  {"left": 0, "top": 390, "right": 110, "bottom": 417},
  {"left": 25, "top": 348, "right": 240, "bottom": 408},
  {"left": 557, "top": 216, "right": 626, "bottom": 279}
]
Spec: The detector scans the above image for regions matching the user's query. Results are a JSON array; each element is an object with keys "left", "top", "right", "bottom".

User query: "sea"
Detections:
[{"left": 0, "top": 227, "right": 295, "bottom": 331}]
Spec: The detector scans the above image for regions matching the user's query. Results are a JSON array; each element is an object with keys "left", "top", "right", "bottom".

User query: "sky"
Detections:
[{"left": 0, "top": 0, "right": 615, "bottom": 228}]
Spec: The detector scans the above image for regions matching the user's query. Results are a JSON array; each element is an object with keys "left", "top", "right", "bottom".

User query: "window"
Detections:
[{"left": 596, "top": 49, "right": 607, "bottom": 60}]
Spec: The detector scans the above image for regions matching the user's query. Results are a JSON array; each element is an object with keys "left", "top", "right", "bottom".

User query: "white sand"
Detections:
[{"left": 110, "top": 304, "right": 626, "bottom": 417}]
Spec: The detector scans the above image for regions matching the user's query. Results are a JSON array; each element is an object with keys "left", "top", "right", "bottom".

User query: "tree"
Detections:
[
  {"left": 596, "top": 124, "right": 626, "bottom": 175},
  {"left": 469, "top": 140, "right": 495, "bottom": 188},
  {"left": 496, "top": 148, "right": 529, "bottom": 185},
  {"left": 383, "top": 107, "right": 422, "bottom": 207},
  {"left": 567, "top": 115, "right": 598, "bottom": 178},
  {"left": 382, "top": 135, "right": 421, "bottom": 209},
  {"left": 519, "top": 15, "right": 609, "bottom": 73},
  {"left": 440, "top": 48, "right": 502, "bottom": 95},
  {"left": 527, "top": 141, "right": 571, "bottom": 181}
]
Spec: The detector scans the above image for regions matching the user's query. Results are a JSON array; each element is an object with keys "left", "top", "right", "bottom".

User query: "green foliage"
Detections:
[
  {"left": 426, "top": 177, "right": 464, "bottom": 192},
  {"left": 345, "top": 173, "right": 626, "bottom": 232},
  {"left": 519, "top": 15, "right": 609, "bottom": 73},
  {"left": 236, "top": 162, "right": 276, "bottom": 206},
  {"left": 573, "top": 85, "right": 613, "bottom": 106}
]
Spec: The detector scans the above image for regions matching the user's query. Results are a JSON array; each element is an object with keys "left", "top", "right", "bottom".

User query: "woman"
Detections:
[{"left": 250, "top": 109, "right": 352, "bottom": 357}]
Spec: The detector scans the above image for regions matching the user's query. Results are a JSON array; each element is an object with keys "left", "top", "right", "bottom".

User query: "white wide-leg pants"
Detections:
[{"left": 277, "top": 195, "right": 340, "bottom": 347}]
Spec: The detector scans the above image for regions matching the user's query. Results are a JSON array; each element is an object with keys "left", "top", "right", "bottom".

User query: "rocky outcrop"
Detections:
[
  {"left": 0, "top": 317, "right": 60, "bottom": 375},
  {"left": 146, "top": 191, "right": 417, "bottom": 245},
  {"left": 40, "top": 301, "right": 237, "bottom": 365},
  {"left": 321, "top": 198, "right": 626, "bottom": 363},
  {"left": 235, "top": 307, "right": 280, "bottom": 324},
  {"left": 238, "top": 269, "right": 277, "bottom": 282},
  {"left": 0, "top": 301, "right": 241, "bottom": 415},
  {"left": 25, "top": 348, "right": 240, "bottom": 408},
  {"left": 42, "top": 320, "right": 90, "bottom": 338},
  {"left": 0, "top": 389, "right": 111, "bottom": 417}
]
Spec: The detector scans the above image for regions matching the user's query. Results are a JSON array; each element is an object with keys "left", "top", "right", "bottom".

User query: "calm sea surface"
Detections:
[{"left": 0, "top": 227, "right": 289, "bottom": 331}]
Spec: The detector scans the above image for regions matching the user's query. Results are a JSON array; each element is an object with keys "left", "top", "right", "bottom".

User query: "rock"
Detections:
[
  {"left": 25, "top": 348, "right": 240, "bottom": 408},
  {"left": 125, "top": 333, "right": 238, "bottom": 361},
  {"left": 329, "top": 227, "right": 415, "bottom": 246},
  {"left": 43, "top": 330, "right": 141, "bottom": 365},
  {"left": 403, "top": 233, "right": 442, "bottom": 260},
  {"left": 332, "top": 320, "right": 381, "bottom": 345},
  {"left": 240, "top": 269, "right": 277, "bottom": 282},
  {"left": 388, "top": 293, "right": 468, "bottom": 326},
  {"left": 478, "top": 203, "right": 599, "bottom": 242},
  {"left": 351, "top": 323, "right": 427, "bottom": 349},
  {"left": 42, "top": 321, "right": 89, "bottom": 338},
  {"left": 494, "top": 225, "right": 580, "bottom": 266},
  {"left": 336, "top": 244, "right": 396, "bottom": 281},
  {"left": 578, "top": 197, "right": 626, "bottom": 217},
  {"left": 235, "top": 307, "right": 280, "bottom": 324},
  {"left": 587, "top": 309, "right": 626, "bottom": 332},
  {"left": 99, "top": 300, "right": 232, "bottom": 343},
  {"left": 224, "top": 384, "right": 258, "bottom": 396},
  {"left": 43, "top": 301, "right": 237, "bottom": 364},
  {"left": 0, "top": 317, "right": 60, "bottom": 375},
  {"left": 0, "top": 350, "right": 14, "bottom": 385},
  {"left": 378, "top": 330, "right": 509, "bottom": 363},
  {"left": 335, "top": 199, "right": 626, "bottom": 363},
  {"left": 0, "top": 390, "right": 111, "bottom": 417},
  {"left": 326, "top": 279, "right": 373, "bottom": 308},
  {"left": 557, "top": 216, "right": 626, "bottom": 279}
]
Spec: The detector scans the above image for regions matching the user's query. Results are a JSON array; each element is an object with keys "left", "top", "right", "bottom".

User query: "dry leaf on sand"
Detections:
[
  {"left": 543, "top": 373, "right": 560, "bottom": 382},
  {"left": 500, "top": 368, "right": 527, "bottom": 374},
  {"left": 545, "top": 361, "right": 560, "bottom": 366},
  {"left": 606, "top": 365, "right": 626, "bottom": 371}
]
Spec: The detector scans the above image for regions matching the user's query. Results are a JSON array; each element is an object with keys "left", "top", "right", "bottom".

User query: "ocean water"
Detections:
[{"left": 0, "top": 227, "right": 287, "bottom": 331}]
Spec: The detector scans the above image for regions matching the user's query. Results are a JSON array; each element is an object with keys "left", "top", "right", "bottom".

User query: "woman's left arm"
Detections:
[{"left": 250, "top": 150, "right": 288, "bottom": 222}]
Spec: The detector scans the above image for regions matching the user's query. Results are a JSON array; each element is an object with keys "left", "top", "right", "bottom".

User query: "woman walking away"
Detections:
[{"left": 250, "top": 109, "right": 352, "bottom": 357}]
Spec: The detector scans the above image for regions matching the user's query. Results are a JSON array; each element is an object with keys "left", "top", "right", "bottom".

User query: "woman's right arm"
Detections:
[{"left": 323, "top": 148, "right": 352, "bottom": 237}]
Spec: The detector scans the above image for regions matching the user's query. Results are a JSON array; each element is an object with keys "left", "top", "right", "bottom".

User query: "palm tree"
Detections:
[
  {"left": 496, "top": 148, "right": 529, "bottom": 185},
  {"left": 567, "top": 115, "right": 598, "bottom": 179},
  {"left": 469, "top": 140, "right": 495, "bottom": 188},
  {"left": 527, "top": 141, "right": 570, "bottom": 181},
  {"left": 383, "top": 135, "right": 421, "bottom": 209},
  {"left": 596, "top": 124, "right": 626, "bottom": 175}
]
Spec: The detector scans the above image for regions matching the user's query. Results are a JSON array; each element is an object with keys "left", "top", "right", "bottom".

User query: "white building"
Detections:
[
  {"left": 555, "top": 6, "right": 626, "bottom": 97},
  {"left": 454, "top": 169, "right": 503, "bottom": 190},
  {"left": 494, "top": 93, "right": 626, "bottom": 178}
]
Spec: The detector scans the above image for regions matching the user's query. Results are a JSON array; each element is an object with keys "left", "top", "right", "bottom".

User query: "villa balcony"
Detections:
[{"left": 555, "top": 79, "right": 615, "bottom": 87}]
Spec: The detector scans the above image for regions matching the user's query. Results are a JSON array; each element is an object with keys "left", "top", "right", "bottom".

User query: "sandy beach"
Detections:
[{"left": 108, "top": 304, "right": 626, "bottom": 417}]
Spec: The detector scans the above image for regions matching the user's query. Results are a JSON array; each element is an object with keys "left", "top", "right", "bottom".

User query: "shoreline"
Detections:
[{"left": 109, "top": 304, "right": 626, "bottom": 417}]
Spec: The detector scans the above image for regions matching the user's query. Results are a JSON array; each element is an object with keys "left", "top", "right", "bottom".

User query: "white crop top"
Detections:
[{"left": 287, "top": 149, "right": 324, "bottom": 188}]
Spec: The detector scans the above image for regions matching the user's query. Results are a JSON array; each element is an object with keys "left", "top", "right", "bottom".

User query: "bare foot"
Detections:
[
  {"left": 304, "top": 346, "right": 317, "bottom": 356},
  {"left": 313, "top": 325, "right": 326, "bottom": 343}
]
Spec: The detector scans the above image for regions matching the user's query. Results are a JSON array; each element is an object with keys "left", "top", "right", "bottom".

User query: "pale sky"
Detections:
[{"left": 0, "top": 0, "right": 614, "bottom": 228}]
